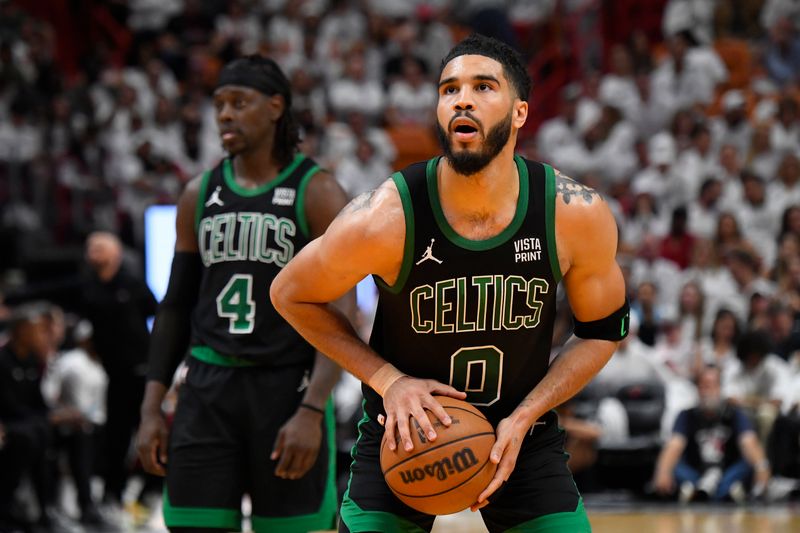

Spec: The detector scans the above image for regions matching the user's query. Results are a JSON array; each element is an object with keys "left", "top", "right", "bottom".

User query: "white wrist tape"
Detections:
[{"left": 368, "top": 363, "right": 406, "bottom": 397}]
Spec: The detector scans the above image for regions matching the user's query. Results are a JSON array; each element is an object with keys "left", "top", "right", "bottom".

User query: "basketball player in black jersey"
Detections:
[
  {"left": 272, "top": 35, "right": 628, "bottom": 532},
  {"left": 136, "top": 56, "right": 350, "bottom": 532}
]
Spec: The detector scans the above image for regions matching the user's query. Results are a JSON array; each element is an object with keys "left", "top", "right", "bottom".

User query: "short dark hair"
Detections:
[
  {"left": 736, "top": 329, "right": 772, "bottom": 362},
  {"left": 439, "top": 34, "right": 531, "bottom": 102}
]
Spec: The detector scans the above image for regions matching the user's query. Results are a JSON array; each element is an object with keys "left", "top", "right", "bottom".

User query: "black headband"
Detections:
[{"left": 216, "top": 63, "right": 291, "bottom": 104}]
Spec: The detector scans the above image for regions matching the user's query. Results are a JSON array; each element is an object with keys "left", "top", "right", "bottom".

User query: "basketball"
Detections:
[{"left": 379, "top": 396, "right": 497, "bottom": 515}]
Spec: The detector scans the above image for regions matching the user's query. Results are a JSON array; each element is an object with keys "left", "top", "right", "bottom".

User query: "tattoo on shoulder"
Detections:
[
  {"left": 554, "top": 169, "right": 601, "bottom": 205},
  {"left": 340, "top": 189, "right": 376, "bottom": 216}
]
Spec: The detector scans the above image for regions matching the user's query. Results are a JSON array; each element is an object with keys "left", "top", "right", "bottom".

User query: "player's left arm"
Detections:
[
  {"left": 475, "top": 170, "right": 627, "bottom": 508},
  {"left": 271, "top": 169, "right": 354, "bottom": 479}
]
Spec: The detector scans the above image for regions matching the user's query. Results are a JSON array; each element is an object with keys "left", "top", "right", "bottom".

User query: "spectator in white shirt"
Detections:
[
  {"left": 724, "top": 248, "right": 777, "bottom": 321},
  {"left": 724, "top": 329, "right": 790, "bottom": 438},
  {"left": 748, "top": 122, "right": 782, "bottom": 181},
  {"left": 652, "top": 30, "right": 727, "bottom": 112},
  {"left": 675, "top": 122, "right": 717, "bottom": 199},
  {"left": 598, "top": 44, "right": 640, "bottom": 123},
  {"left": 769, "top": 152, "right": 800, "bottom": 214},
  {"left": 621, "top": 190, "right": 668, "bottom": 252},
  {"left": 688, "top": 178, "right": 724, "bottom": 241},
  {"left": 738, "top": 171, "right": 780, "bottom": 266},
  {"left": 771, "top": 96, "right": 800, "bottom": 154},
  {"left": 537, "top": 83, "right": 582, "bottom": 160},
  {"left": 386, "top": 57, "right": 437, "bottom": 128},
  {"left": 334, "top": 136, "right": 392, "bottom": 199},
  {"left": 711, "top": 90, "right": 753, "bottom": 156},
  {"left": 327, "top": 48, "right": 385, "bottom": 122},
  {"left": 632, "top": 132, "right": 686, "bottom": 210}
]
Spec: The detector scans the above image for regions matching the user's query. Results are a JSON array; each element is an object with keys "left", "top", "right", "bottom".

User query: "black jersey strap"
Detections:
[{"left": 573, "top": 300, "right": 630, "bottom": 341}]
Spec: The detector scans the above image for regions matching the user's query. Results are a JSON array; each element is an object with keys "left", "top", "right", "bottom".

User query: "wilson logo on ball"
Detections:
[{"left": 398, "top": 447, "right": 480, "bottom": 484}]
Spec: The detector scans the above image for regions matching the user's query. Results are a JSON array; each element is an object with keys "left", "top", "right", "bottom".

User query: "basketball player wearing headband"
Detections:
[
  {"left": 272, "top": 34, "right": 628, "bottom": 532},
  {"left": 136, "top": 56, "right": 351, "bottom": 532}
]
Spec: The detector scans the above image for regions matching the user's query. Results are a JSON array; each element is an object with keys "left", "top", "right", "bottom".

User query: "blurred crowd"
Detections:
[{"left": 1, "top": 0, "right": 800, "bottom": 529}]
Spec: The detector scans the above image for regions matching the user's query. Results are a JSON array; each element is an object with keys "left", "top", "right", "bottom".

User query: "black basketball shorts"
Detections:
[
  {"left": 339, "top": 409, "right": 590, "bottom": 533},
  {"left": 163, "top": 354, "right": 336, "bottom": 532}
]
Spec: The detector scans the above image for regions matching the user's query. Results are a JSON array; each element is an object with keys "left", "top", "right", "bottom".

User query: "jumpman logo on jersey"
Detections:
[
  {"left": 205, "top": 186, "right": 225, "bottom": 207},
  {"left": 416, "top": 238, "right": 443, "bottom": 265}
]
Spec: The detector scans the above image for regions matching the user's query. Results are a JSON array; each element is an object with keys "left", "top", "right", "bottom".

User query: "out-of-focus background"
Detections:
[{"left": 0, "top": 0, "right": 799, "bottom": 531}]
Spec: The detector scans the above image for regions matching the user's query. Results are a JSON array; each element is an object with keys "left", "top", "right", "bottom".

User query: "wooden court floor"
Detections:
[{"left": 427, "top": 506, "right": 800, "bottom": 533}]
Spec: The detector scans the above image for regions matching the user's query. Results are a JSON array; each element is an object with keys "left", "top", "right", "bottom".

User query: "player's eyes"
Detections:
[
  {"left": 442, "top": 86, "right": 457, "bottom": 95},
  {"left": 477, "top": 83, "right": 491, "bottom": 91}
]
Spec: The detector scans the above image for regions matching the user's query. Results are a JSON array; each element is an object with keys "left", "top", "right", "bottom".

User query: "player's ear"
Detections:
[
  {"left": 266, "top": 94, "right": 285, "bottom": 122},
  {"left": 512, "top": 99, "right": 527, "bottom": 129}
]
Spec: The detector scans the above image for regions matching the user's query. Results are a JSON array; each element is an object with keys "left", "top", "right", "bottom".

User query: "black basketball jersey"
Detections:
[
  {"left": 366, "top": 156, "right": 561, "bottom": 426},
  {"left": 191, "top": 154, "right": 321, "bottom": 366}
]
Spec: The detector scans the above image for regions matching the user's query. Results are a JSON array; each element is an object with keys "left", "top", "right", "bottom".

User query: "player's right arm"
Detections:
[
  {"left": 271, "top": 180, "right": 465, "bottom": 453},
  {"left": 137, "top": 175, "right": 203, "bottom": 476}
]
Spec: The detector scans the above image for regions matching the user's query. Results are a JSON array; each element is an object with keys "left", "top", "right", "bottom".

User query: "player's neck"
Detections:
[
  {"left": 438, "top": 144, "right": 519, "bottom": 214},
  {"left": 231, "top": 141, "right": 282, "bottom": 186}
]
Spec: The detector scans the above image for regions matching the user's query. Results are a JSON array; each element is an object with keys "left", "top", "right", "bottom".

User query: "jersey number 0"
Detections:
[{"left": 449, "top": 345, "right": 503, "bottom": 406}]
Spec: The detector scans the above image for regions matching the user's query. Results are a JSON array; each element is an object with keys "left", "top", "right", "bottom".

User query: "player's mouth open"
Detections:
[{"left": 453, "top": 124, "right": 478, "bottom": 141}]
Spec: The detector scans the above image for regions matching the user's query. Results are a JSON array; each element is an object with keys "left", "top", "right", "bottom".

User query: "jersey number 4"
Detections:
[
  {"left": 449, "top": 346, "right": 503, "bottom": 406},
  {"left": 216, "top": 274, "right": 256, "bottom": 334}
]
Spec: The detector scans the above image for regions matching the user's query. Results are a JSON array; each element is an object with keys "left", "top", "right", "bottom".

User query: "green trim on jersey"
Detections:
[
  {"left": 223, "top": 153, "right": 305, "bottom": 197},
  {"left": 295, "top": 163, "right": 322, "bottom": 239},
  {"left": 426, "top": 155, "right": 529, "bottom": 251},
  {"left": 543, "top": 163, "right": 563, "bottom": 283},
  {"left": 250, "top": 399, "right": 337, "bottom": 533},
  {"left": 375, "top": 172, "right": 415, "bottom": 294},
  {"left": 340, "top": 403, "right": 427, "bottom": 533},
  {"left": 190, "top": 345, "right": 260, "bottom": 367},
  {"left": 505, "top": 498, "right": 591, "bottom": 532},
  {"left": 194, "top": 170, "right": 212, "bottom": 231},
  {"left": 162, "top": 489, "right": 241, "bottom": 529}
]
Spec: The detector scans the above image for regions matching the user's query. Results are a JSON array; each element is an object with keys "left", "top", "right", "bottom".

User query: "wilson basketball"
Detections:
[{"left": 379, "top": 396, "right": 497, "bottom": 515}]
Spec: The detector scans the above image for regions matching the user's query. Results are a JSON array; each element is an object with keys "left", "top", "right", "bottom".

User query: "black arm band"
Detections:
[
  {"left": 146, "top": 252, "right": 202, "bottom": 385},
  {"left": 572, "top": 299, "right": 630, "bottom": 341}
]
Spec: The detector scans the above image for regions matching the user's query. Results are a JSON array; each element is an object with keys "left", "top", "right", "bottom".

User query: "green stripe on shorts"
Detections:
[
  {"left": 190, "top": 345, "right": 261, "bottom": 367},
  {"left": 251, "top": 399, "right": 338, "bottom": 533},
  {"left": 505, "top": 498, "right": 591, "bottom": 532},
  {"left": 162, "top": 488, "right": 241, "bottom": 530}
]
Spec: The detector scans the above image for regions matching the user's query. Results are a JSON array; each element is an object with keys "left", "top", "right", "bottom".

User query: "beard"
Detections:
[
  {"left": 436, "top": 109, "right": 512, "bottom": 176},
  {"left": 700, "top": 396, "right": 722, "bottom": 414}
]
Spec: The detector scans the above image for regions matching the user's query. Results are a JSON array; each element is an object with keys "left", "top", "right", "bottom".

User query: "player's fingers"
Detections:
[
  {"left": 410, "top": 405, "right": 437, "bottom": 442},
  {"left": 274, "top": 446, "right": 297, "bottom": 479},
  {"left": 384, "top": 413, "right": 397, "bottom": 451},
  {"left": 151, "top": 447, "right": 166, "bottom": 476},
  {"left": 428, "top": 381, "right": 467, "bottom": 400},
  {"left": 142, "top": 442, "right": 159, "bottom": 476},
  {"left": 423, "top": 396, "right": 452, "bottom": 427},
  {"left": 470, "top": 499, "right": 491, "bottom": 512},
  {"left": 293, "top": 448, "right": 317, "bottom": 478},
  {"left": 489, "top": 436, "right": 508, "bottom": 464},
  {"left": 158, "top": 427, "right": 169, "bottom": 465},
  {"left": 477, "top": 475, "right": 505, "bottom": 504},
  {"left": 271, "top": 430, "right": 285, "bottom": 461},
  {"left": 396, "top": 411, "right": 415, "bottom": 452}
]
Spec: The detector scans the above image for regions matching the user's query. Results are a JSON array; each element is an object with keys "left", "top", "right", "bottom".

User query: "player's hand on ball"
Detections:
[
  {"left": 271, "top": 407, "right": 323, "bottom": 479},
  {"left": 382, "top": 376, "right": 467, "bottom": 453},
  {"left": 471, "top": 415, "right": 527, "bottom": 511},
  {"left": 137, "top": 411, "right": 170, "bottom": 476}
]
